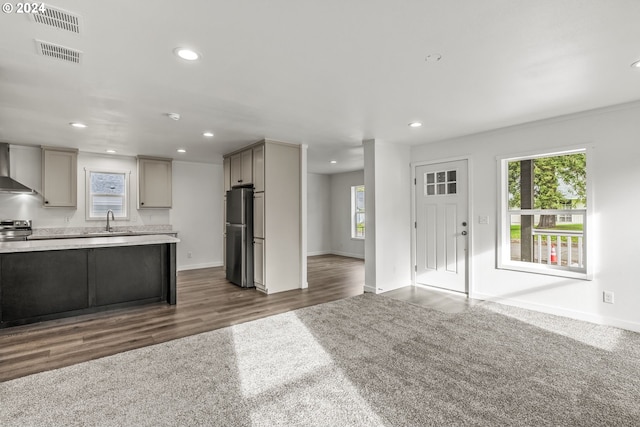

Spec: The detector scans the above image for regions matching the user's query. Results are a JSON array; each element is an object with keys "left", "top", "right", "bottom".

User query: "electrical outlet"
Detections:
[
  {"left": 187, "top": 251, "right": 192, "bottom": 259},
  {"left": 603, "top": 291, "right": 614, "bottom": 304}
]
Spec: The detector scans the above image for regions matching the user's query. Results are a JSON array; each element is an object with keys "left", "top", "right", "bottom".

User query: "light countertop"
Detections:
[
  {"left": 0, "top": 234, "right": 180, "bottom": 253},
  {"left": 27, "top": 230, "right": 178, "bottom": 240}
]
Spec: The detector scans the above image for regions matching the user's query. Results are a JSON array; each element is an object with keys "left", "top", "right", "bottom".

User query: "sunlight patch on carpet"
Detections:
[
  {"left": 231, "top": 311, "right": 386, "bottom": 426},
  {"left": 480, "top": 302, "right": 623, "bottom": 351}
]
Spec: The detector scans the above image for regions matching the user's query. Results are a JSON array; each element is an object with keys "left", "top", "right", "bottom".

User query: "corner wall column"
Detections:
[
  {"left": 300, "top": 144, "right": 308, "bottom": 288},
  {"left": 363, "top": 139, "right": 412, "bottom": 294}
]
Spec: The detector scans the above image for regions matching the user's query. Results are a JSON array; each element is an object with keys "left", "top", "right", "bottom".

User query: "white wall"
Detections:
[
  {"left": 307, "top": 173, "right": 331, "bottom": 255},
  {"left": 364, "top": 140, "right": 412, "bottom": 294},
  {"left": 0, "top": 145, "right": 222, "bottom": 272},
  {"left": 172, "top": 161, "right": 223, "bottom": 270},
  {"left": 330, "top": 170, "right": 365, "bottom": 258},
  {"left": 411, "top": 101, "right": 640, "bottom": 332}
]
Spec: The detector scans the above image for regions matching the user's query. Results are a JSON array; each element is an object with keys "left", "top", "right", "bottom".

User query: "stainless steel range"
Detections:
[{"left": 0, "top": 219, "right": 32, "bottom": 241}]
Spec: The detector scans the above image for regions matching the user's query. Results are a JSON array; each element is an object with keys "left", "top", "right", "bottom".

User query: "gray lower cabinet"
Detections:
[
  {"left": 95, "top": 245, "right": 164, "bottom": 306},
  {"left": 1, "top": 250, "right": 89, "bottom": 322},
  {"left": 0, "top": 243, "right": 176, "bottom": 328}
]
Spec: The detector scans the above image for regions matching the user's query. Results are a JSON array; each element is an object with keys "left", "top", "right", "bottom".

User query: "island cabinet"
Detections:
[
  {"left": 0, "top": 236, "right": 177, "bottom": 328},
  {"left": 137, "top": 156, "right": 172, "bottom": 208},
  {"left": 41, "top": 146, "right": 78, "bottom": 207},
  {"left": 224, "top": 139, "right": 301, "bottom": 294}
]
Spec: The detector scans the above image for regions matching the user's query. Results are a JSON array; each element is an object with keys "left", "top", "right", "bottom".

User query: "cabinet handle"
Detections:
[
  {"left": 238, "top": 180, "right": 243, "bottom": 183},
  {"left": 141, "top": 202, "right": 145, "bottom": 205},
  {"left": 44, "top": 200, "right": 49, "bottom": 204}
]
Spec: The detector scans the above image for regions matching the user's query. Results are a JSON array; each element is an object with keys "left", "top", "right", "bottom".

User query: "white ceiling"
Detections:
[{"left": 1, "top": 1, "right": 639, "bottom": 174}]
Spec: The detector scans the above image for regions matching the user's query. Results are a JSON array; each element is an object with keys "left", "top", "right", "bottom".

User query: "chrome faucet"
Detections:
[{"left": 106, "top": 209, "right": 115, "bottom": 232}]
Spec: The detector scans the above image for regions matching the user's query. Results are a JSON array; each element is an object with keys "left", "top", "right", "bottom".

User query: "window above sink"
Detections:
[{"left": 85, "top": 170, "right": 130, "bottom": 221}]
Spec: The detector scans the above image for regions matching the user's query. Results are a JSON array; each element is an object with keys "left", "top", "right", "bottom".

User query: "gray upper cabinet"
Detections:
[
  {"left": 229, "top": 150, "right": 253, "bottom": 187},
  {"left": 41, "top": 147, "right": 78, "bottom": 208},
  {"left": 252, "top": 144, "right": 264, "bottom": 192},
  {"left": 137, "top": 156, "right": 172, "bottom": 208},
  {"left": 223, "top": 156, "right": 231, "bottom": 193}
]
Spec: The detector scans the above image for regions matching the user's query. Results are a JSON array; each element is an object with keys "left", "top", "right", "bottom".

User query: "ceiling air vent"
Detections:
[
  {"left": 35, "top": 40, "right": 82, "bottom": 64},
  {"left": 29, "top": 5, "right": 81, "bottom": 33}
]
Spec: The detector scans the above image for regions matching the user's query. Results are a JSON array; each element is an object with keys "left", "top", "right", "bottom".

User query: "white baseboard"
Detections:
[
  {"left": 177, "top": 261, "right": 223, "bottom": 272},
  {"left": 364, "top": 284, "right": 376, "bottom": 293},
  {"left": 307, "top": 250, "right": 365, "bottom": 260},
  {"left": 471, "top": 291, "right": 640, "bottom": 333},
  {"left": 307, "top": 250, "right": 332, "bottom": 256},
  {"left": 330, "top": 250, "right": 365, "bottom": 259}
]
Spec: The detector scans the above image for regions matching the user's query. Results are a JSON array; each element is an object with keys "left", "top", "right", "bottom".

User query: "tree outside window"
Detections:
[{"left": 351, "top": 185, "right": 365, "bottom": 239}]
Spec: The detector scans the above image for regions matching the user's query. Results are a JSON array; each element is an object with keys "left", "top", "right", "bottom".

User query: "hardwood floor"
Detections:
[{"left": 0, "top": 255, "right": 364, "bottom": 382}]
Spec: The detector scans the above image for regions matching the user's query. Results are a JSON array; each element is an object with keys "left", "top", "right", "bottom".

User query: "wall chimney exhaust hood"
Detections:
[{"left": 0, "top": 143, "right": 36, "bottom": 194}]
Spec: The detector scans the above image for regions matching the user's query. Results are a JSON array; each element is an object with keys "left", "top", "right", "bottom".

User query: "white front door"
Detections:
[{"left": 415, "top": 160, "right": 468, "bottom": 293}]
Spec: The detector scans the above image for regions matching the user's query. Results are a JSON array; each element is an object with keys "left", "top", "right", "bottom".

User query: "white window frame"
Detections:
[
  {"left": 497, "top": 147, "right": 592, "bottom": 280},
  {"left": 351, "top": 185, "right": 365, "bottom": 240},
  {"left": 85, "top": 169, "right": 130, "bottom": 221}
]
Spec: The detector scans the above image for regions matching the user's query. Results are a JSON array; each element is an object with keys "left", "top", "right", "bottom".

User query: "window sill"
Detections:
[
  {"left": 351, "top": 237, "right": 365, "bottom": 241},
  {"left": 498, "top": 261, "right": 591, "bottom": 281}
]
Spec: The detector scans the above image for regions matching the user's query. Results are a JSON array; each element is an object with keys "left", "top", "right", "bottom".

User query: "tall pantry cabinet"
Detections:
[{"left": 223, "top": 140, "right": 301, "bottom": 294}]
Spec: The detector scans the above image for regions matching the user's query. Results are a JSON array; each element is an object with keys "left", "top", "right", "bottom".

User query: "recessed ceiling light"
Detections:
[
  {"left": 632, "top": 60, "right": 640, "bottom": 68},
  {"left": 203, "top": 131, "right": 214, "bottom": 137},
  {"left": 330, "top": 160, "right": 337, "bottom": 164},
  {"left": 177, "top": 149, "right": 186, "bottom": 153},
  {"left": 174, "top": 48, "right": 200, "bottom": 61},
  {"left": 425, "top": 54, "right": 442, "bottom": 62},
  {"left": 167, "top": 112, "right": 181, "bottom": 121},
  {"left": 409, "top": 122, "right": 423, "bottom": 128},
  {"left": 105, "top": 149, "right": 116, "bottom": 154},
  {"left": 69, "top": 122, "right": 87, "bottom": 128}
]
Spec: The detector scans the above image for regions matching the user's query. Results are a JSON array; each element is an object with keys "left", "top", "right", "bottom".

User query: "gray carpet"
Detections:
[{"left": 1, "top": 294, "right": 639, "bottom": 426}]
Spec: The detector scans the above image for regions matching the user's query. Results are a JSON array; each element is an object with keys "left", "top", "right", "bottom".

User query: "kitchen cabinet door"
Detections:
[
  {"left": 253, "top": 145, "right": 264, "bottom": 192},
  {"left": 241, "top": 149, "right": 253, "bottom": 185},
  {"left": 94, "top": 245, "right": 163, "bottom": 306},
  {"left": 223, "top": 156, "right": 231, "bottom": 192},
  {"left": 229, "top": 150, "right": 253, "bottom": 187},
  {"left": 41, "top": 147, "right": 77, "bottom": 207},
  {"left": 230, "top": 153, "right": 242, "bottom": 186},
  {"left": 254, "top": 238, "right": 265, "bottom": 292},
  {"left": 1, "top": 250, "right": 88, "bottom": 322},
  {"left": 138, "top": 157, "right": 172, "bottom": 208},
  {"left": 253, "top": 192, "right": 264, "bottom": 239}
]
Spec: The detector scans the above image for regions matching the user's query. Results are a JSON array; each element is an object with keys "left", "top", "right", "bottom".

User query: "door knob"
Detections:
[
  {"left": 461, "top": 231, "right": 467, "bottom": 236},
  {"left": 462, "top": 221, "right": 467, "bottom": 226}
]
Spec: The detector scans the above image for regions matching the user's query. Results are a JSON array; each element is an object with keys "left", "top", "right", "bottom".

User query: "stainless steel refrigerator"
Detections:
[{"left": 225, "top": 187, "right": 254, "bottom": 288}]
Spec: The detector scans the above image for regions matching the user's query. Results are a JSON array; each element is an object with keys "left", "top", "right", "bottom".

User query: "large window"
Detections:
[
  {"left": 498, "top": 149, "right": 589, "bottom": 279},
  {"left": 86, "top": 170, "right": 130, "bottom": 220},
  {"left": 351, "top": 185, "right": 365, "bottom": 239}
]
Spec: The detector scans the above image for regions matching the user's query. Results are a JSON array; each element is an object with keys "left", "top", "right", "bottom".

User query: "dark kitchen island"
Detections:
[{"left": 0, "top": 235, "right": 178, "bottom": 328}]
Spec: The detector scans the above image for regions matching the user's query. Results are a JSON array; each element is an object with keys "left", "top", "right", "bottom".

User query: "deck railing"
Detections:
[{"left": 531, "top": 229, "right": 584, "bottom": 268}]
